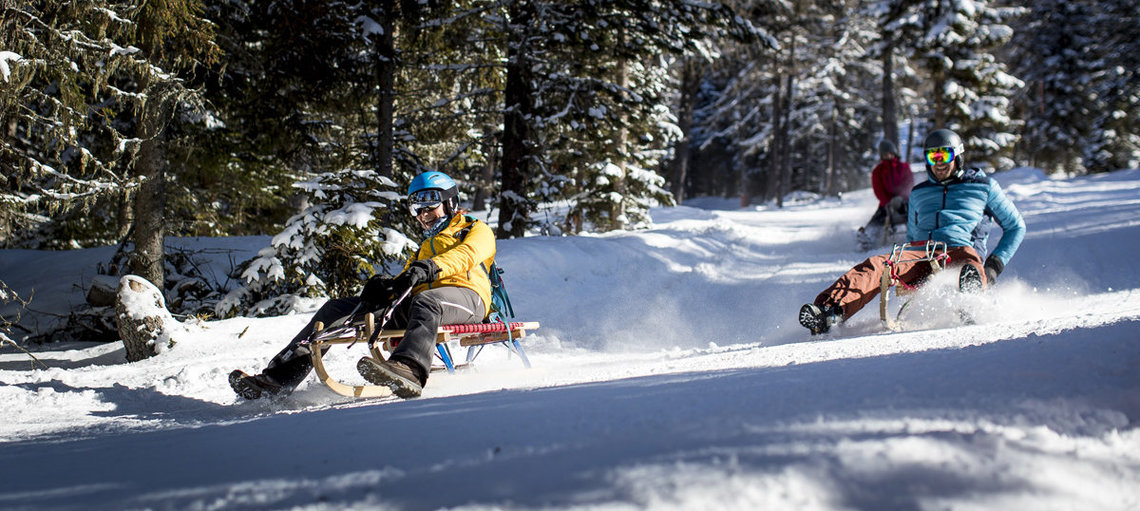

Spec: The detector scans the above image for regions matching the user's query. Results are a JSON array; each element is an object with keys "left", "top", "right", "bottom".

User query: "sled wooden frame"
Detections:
[
  {"left": 307, "top": 315, "right": 539, "bottom": 398},
  {"left": 880, "top": 240, "right": 948, "bottom": 330}
]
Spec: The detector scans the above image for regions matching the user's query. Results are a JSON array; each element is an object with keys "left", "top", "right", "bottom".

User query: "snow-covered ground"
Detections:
[{"left": 1, "top": 168, "right": 1138, "bottom": 510}]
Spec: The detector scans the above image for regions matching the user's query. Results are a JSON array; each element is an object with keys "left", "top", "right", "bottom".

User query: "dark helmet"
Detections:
[
  {"left": 407, "top": 171, "right": 460, "bottom": 216},
  {"left": 922, "top": 129, "right": 966, "bottom": 182},
  {"left": 878, "top": 139, "right": 898, "bottom": 157}
]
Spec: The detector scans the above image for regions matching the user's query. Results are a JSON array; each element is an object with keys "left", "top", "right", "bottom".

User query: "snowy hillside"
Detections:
[{"left": 1, "top": 168, "right": 1138, "bottom": 510}]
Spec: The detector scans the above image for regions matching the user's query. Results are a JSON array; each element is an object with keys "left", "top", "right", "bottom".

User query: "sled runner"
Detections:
[
  {"left": 305, "top": 314, "right": 539, "bottom": 398},
  {"left": 879, "top": 240, "right": 948, "bottom": 330}
]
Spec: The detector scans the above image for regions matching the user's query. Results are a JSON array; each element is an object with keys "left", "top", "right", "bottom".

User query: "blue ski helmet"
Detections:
[{"left": 407, "top": 171, "right": 460, "bottom": 215}]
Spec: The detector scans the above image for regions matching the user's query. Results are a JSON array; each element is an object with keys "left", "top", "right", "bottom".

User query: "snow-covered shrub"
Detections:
[
  {"left": 568, "top": 160, "right": 674, "bottom": 233},
  {"left": 0, "top": 281, "right": 24, "bottom": 348},
  {"left": 216, "top": 169, "right": 418, "bottom": 318}
]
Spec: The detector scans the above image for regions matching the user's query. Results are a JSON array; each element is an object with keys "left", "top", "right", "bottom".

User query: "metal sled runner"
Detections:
[
  {"left": 306, "top": 314, "right": 539, "bottom": 398},
  {"left": 880, "top": 240, "right": 948, "bottom": 330}
]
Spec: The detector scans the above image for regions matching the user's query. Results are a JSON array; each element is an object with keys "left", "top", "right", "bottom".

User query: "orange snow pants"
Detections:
[{"left": 813, "top": 245, "right": 985, "bottom": 320}]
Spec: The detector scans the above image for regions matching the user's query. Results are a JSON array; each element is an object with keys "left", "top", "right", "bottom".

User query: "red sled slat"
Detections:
[{"left": 440, "top": 322, "right": 535, "bottom": 334}]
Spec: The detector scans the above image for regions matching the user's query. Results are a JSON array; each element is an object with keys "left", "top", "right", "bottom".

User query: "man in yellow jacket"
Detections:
[{"left": 230, "top": 171, "right": 495, "bottom": 400}]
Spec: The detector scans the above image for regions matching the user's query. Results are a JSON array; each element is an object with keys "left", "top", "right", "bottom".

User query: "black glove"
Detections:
[
  {"left": 393, "top": 259, "right": 440, "bottom": 293},
  {"left": 360, "top": 275, "right": 396, "bottom": 306},
  {"left": 984, "top": 255, "right": 1004, "bottom": 284}
]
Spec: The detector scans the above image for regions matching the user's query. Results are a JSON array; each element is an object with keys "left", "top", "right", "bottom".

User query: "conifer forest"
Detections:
[{"left": 2, "top": 1, "right": 1138, "bottom": 322}]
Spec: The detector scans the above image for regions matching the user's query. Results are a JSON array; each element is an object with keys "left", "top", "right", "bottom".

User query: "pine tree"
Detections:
[
  {"left": 216, "top": 169, "right": 417, "bottom": 318},
  {"left": 688, "top": 0, "right": 879, "bottom": 203},
  {"left": 1, "top": 1, "right": 143, "bottom": 247},
  {"left": 795, "top": 4, "right": 882, "bottom": 197},
  {"left": 1007, "top": 1, "right": 1094, "bottom": 173},
  {"left": 203, "top": 1, "right": 433, "bottom": 317},
  {"left": 1081, "top": 0, "right": 1140, "bottom": 173},
  {"left": 492, "top": 0, "right": 758, "bottom": 235},
  {"left": 0, "top": 1, "right": 219, "bottom": 285},
  {"left": 888, "top": 0, "right": 1024, "bottom": 170},
  {"left": 865, "top": 0, "right": 926, "bottom": 164}
]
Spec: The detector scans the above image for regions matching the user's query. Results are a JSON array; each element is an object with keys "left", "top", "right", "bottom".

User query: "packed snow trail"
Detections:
[{"left": 1, "top": 311, "right": 1137, "bottom": 510}]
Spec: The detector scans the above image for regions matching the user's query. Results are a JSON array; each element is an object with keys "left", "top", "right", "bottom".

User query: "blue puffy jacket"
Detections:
[{"left": 907, "top": 168, "right": 1026, "bottom": 265}]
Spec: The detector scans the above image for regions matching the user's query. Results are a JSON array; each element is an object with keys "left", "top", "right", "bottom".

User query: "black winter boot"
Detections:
[
  {"left": 357, "top": 357, "right": 424, "bottom": 399},
  {"left": 799, "top": 303, "right": 843, "bottom": 335},
  {"left": 959, "top": 264, "right": 984, "bottom": 293},
  {"left": 229, "top": 370, "right": 286, "bottom": 400}
]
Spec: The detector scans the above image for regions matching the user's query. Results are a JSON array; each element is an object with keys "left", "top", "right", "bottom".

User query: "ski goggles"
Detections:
[
  {"left": 925, "top": 146, "right": 956, "bottom": 166},
  {"left": 407, "top": 189, "right": 443, "bottom": 216}
]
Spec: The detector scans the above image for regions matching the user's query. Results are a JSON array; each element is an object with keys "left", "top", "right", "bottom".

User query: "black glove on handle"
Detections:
[
  {"left": 984, "top": 255, "right": 1004, "bottom": 284},
  {"left": 360, "top": 275, "right": 396, "bottom": 306},
  {"left": 394, "top": 259, "right": 440, "bottom": 293}
]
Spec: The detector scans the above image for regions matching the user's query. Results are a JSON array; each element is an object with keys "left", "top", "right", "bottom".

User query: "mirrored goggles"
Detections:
[
  {"left": 407, "top": 189, "right": 444, "bottom": 216},
  {"left": 925, "top": 146, "right": 956, "bottom": 166}
]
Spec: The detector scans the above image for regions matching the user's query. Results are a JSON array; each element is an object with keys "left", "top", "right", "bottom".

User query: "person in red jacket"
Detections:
[{"left": 858, "top": 140, "right": 914, "bottom": 249}]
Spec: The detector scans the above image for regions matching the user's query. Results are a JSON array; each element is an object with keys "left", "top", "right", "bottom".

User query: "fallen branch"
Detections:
[{"left": 0, "top": 335, "right": 48, "bottom": 370}]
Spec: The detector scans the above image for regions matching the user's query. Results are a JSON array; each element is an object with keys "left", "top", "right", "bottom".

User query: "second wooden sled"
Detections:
[{"left": 307, "top": 315, "right": 539, "bottom": 398}]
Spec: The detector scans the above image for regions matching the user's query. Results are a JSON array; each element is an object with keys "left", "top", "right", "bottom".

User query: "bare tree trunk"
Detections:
[
  {"left": 115, "top": 191, "right": 133, "bottom": 243},
  {"left": 776, "top": 36, "right": 796, "bottom": 208},
  {"left": 498, "top": 0, "right": 535, "bottom": 239},
  {"left": 375, "top": 0, "right": 397, "bottom": 178},
  {"left": 473, "top": 129, "right": 497, "bottom": 212},
  {"left": 827, "top": 102, "right": 838, "bottom": 196},
  {"left": 671, "top": 60, "right": 699, "bottom": 205},
  {"left": 882, "top": 42, "right": 899, "bottom": 150},
  {"left": 736, "top": 154, "right": 748, "bottom": 207},
  {"left": 933, "top": 75, "right": 946, "bottom": 129},
  {"left": 767, "top": 72, "right": 784, "bottom": 205},
  {"left": 130, "top": 120, "right": 166, "bottom": 289},
  {"left": 611, "top": 51, "right": 629, "bottom": 230},
  {"left": 906, "top": 113, "right": 916, "bottom": 162},
  {"left": 779, "top": 67, "right": 794, "bottom": 206}
]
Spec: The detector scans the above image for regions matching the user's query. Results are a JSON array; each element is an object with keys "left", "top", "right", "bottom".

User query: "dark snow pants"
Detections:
[
  {"left": 865, "top": 197, "right": 908, "bottom": 230},
  {"left": 813, "top": 245, "right": 985, "bottom": 321},
  {"left": 262, "top": 286, "right": 484, "bottom": 392}
]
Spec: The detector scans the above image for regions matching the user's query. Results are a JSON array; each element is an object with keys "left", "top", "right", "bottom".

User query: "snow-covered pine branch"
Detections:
[{"left": 216, "top": 168, "right": 418, "bottom": 318}]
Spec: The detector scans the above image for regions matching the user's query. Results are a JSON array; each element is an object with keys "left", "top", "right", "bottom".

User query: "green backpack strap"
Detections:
[{"left": 454, "top": 215, "right": 514, "bottom": 320}]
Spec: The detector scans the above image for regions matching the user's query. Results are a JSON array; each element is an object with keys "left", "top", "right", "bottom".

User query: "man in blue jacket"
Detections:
[{"left": 799, "top": 129, "right": 1026, "bottom": 334}]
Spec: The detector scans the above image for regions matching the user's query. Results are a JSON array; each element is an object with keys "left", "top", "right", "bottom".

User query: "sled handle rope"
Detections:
[
  {"left": 880, "top": 241, "right": 949, "bottom": 328},
  {"left": 360, "top": 285, "right": 414, "bottom": 350}
]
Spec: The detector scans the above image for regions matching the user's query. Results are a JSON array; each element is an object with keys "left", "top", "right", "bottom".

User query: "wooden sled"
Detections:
[
  {"left": 880, "top": 240, "right": 948, "bottom": 330},
  {"left": 307, "top": 314, "right": 539, "bottom": 398}
]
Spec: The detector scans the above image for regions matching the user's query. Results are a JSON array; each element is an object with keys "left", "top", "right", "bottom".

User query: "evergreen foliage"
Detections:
[
  {"left": 689, "top": 0, "right": 869, "bottom": 202},
  {"left": 1008, "top": 0, "right": 1139, "bottom": 174},
  {"left": 0, "top": 1, "right": 219, "bottom": 243},
  {"left": 216, "top": 169, "right": 417, "bottom": 318},
  {"left": 4, "top": 0, "right": 1140, "bottom": 327},
  {"left": 537, "top": 0, "right": 754, "bottom": 232},
  {"left": 886, "top": 0, "right": 1024, "bottom": 170},
  {"left": 1007, "top": 0, "right": 1097, "bottom": 174},
  {"left": 1, "top": 1, "right": 146, "bottom": 246},
  {"left": 1079, "top": 0, "right": 1140, "bottom": 173}
]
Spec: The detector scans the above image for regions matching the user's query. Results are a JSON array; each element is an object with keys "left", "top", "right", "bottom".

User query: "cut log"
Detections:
[{"left": 114, "top": 275, "right": 177, "bottom": 362}]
